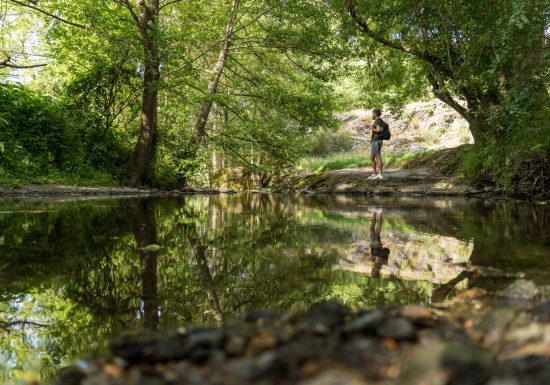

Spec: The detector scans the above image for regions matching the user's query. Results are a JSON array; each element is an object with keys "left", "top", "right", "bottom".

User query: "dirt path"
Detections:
[{"left": 276, "top": 167, "right": 488, "bottom": 196}]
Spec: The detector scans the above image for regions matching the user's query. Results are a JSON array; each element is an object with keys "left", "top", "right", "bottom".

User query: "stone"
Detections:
[
  {"left": 441, "top": 341, "right": 494, "bottom": 385},
  {"left": 402, "top": 340, "right": 493, "bottom": 385},
  {"left": 188, "top": 329, "right": 225, "bottom": 350},
  {"left": 377, "top": 318, "right": 416, "bottom": 340},
  {"left": 486, "top": 378, "right": 520, "bottom": 385},
  {"left": 400, "top": 306, "right": 435, "bottom": 322},
  {"left": 298, "top": 368, "right": 368, "bottom": 385},
  {"left": 502, "top": 280, "right": 540, "bottom": 301},
  {"left": 111, "top": 334, "right": 188, "bottom": 363},
  {"left": 533, "top": 300, "right": 550, "bottom": 322},
  {"left": 225, "top": 334, "right": 247, "bottom": 356},
  {"left": 343, "top": 310, "right": 385, "bottom": 334},
  {"left": 54, "top": 366, "right": 85, "bottom": 385},
  {"left": 301, "top": 302, "right": 349, "bottom": 335},
  {"left": 228, "top": 351, "right": 281, "bottom": 380},
  {"left": 247, "top": 330, "right": 277, "bottom": 353}
]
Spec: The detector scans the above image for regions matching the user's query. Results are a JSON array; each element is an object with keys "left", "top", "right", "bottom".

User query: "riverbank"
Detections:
[
  {"left": 1, "top": 179, "right": 490, "bottom": 199},
  {"left": 275, "top": 168, "right": 492, "bottom": 196},
  {"left": 0, "top": 184, "right": 241, "bottom": 197},
  {"left": 53, "top": 279, "right": 550, "bottom": 385}
]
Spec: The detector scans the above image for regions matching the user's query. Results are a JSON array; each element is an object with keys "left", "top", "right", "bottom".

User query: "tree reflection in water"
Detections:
[
  {"left": 0, "top": 194, "right": 549, "bottom": 383},
  {"left": 128, "top": 199, "right": 159, "bottom": 331}
]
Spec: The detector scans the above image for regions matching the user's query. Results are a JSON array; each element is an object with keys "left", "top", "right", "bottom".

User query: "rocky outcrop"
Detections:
[
  {"left": 336, "top": 99, "right": 474, "bottom": 154},
  {"left": 276, "top": 169, "right": 485, "bottom": 196}
]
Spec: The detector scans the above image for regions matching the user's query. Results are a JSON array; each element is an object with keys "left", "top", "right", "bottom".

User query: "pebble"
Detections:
[
  {"left": 298, "top": 369, "right": 367, "bottom": 385},
  {"left": 502, "top": 280, "right": 540, "bottom": 301},
  {"left": 533, "top": 300, "right": 550, "bottom": 322},
  {"left": 400, "top": 306, "right": 435, "bottom": 321},
  {"left": 342, "top": 310, "right": 384, "bottom": 334},
  {"left": 225, "top": 335, "right": 247, "bottom": 356},
  {"left": 247, "top": 330, "right": 277, "bottom": 353},
  {"left": 377, "top": 318, "right": 416, "bottom": 340}
]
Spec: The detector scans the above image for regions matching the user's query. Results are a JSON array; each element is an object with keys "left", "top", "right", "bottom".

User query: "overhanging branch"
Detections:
[
  {"left": 8, "top": 0, "right": 94, "bottom": 30},
  {"left": 345, "top": 0, "right": 452, "bottom": 76},
  {"left": 1, "top": 53, "right": 47, "bottom": 68}
]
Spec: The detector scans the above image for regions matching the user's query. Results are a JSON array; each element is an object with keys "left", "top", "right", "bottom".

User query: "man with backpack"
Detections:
[{"left": 368, "top": 108, "right": 390, "bottom": 180}]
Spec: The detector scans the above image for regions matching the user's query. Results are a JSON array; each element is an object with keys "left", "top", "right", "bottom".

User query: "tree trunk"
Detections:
[
  {"left": 128, "top": 0, "right": 161, "bottom": 187},
  {"left": 427, "top": 68, "right": 487, "bottom": 144},
  {"left": 180, "top": 0, "right": 240, "bottom": 184}
]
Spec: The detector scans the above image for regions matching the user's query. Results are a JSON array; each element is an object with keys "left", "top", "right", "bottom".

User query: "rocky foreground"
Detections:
[{"left": 55, "top": 280, "right": 550, "bottom": 385}]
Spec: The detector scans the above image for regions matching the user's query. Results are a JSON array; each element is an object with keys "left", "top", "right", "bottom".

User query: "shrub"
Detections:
[
  {"left": 0, "top": 83, "right": 117, "bottom": 187},
  {"left": 307, "top": 129, "right": 354, "bottom": 157}
]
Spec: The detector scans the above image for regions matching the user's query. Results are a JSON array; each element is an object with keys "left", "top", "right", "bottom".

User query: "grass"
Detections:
[{"left": 298, "top": 149, "right": 427, "bottom": 172}]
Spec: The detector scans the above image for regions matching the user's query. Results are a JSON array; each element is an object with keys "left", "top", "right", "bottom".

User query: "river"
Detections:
[{"left": 1, "top": 194, "right": 549, "bottom": 383}]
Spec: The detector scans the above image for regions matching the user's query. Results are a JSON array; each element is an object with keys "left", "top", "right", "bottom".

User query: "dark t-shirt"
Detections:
[{"left": 371, "top": 118, "right": 383, "bottom": 141}]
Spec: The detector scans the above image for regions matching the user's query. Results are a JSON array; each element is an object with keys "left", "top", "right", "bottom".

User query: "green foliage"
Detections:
[
  {"left": 0, "top": 83, "right": 117, "bottom": 187},
  {"left": 306, "top": 129, "right": 355, "bottom": 157},
  {"left": 61, "top": 62, "right": 140, "bottom": 174},
  {"left": 461, "top": 123, "right": 550, "bottom": 198},
  {"left": 2, "top": 0, "right": 548, "bottom": 195}
]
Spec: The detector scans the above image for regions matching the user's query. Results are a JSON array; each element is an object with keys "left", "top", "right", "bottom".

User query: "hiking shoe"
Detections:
[
  {"left": 368, "top": 174, "right": 378, "bottom": 180},
  {"left": 377, "top": 174, "right": 384, "bottom": 180}
]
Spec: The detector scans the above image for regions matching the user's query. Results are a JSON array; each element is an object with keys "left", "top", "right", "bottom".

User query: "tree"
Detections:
[
  {"left": 125, "top": 0, "right": 161, "bottom": 186},
  {"left": 333, "top": 0, "right": 549, "bottom": 144},
  {"left": 182, "top": 0, "right": 240, "bottom": 176},
  {"left": 7, "top": 0, "right": 165, "bottom": 186}
]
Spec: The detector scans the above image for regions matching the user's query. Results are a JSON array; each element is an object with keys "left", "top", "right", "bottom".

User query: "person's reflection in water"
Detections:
[{"left": 370, "top": 209, "right": 390, "bottom": 278}]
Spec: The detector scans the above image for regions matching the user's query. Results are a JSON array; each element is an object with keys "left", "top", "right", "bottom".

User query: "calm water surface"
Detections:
[{"left": 1, "top": 194, "right": 549, "bottom": 383}]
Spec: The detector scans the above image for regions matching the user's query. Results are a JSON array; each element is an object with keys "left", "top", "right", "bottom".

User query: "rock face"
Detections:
[
  {"left": 55, "top": 280, "right": 550, "bottom": 385},
  {"left": 335, "top": 99, "right": 474, "bottom": 154}
]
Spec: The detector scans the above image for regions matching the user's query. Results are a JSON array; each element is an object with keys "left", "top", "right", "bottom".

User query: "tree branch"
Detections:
[
  {"left": 0, "top": 56, "right": 47, "bottom": 68},
  {"left": 159, "top": 0, "right": 183, "bottom": 11},
  {"left": 345, "top": 0, "right": 451, "bottom": 76},
  {"left": 8, "top": 0, "right": 94, "bottom": 30},
  {"left": 112, "top": 0, "right": 142, "bottom": 29}
]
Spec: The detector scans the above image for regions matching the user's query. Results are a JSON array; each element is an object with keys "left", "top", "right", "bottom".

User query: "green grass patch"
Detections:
[{"left": 298, "top": 149, "right": 425, "bottom": 172}]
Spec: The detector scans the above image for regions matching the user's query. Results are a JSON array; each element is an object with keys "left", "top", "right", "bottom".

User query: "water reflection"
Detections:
[
  {"left": 129, "top": 199, "right": 159, "bottom": 331},
  {"left": 369, "top": 209, "right": 389, "bottom": 279},
  {"left": 0, "top": 194, "right": 549, "bottom": 383}
]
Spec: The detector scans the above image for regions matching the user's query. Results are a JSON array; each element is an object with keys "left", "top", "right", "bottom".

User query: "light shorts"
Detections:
[{"left": 371, "top": 140, "right": 383, "bottom": 157}]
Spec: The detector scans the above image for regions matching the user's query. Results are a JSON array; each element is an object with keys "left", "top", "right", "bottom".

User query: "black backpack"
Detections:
[{"left": 379, "top": 119, "right": 391, "bottom": 140}]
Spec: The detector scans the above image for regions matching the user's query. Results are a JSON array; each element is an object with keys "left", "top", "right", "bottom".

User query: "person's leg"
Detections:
[
  {"left": 376, "top": 153, "right": 383, "bottom": 176},
  {"left": 371, "top": 155, "right": 377, "bottom": 174},
  {"left": 374, "top": 212, "right": 382, "bottom": 234},
  {"left": 369, "top": 141, "right": 378, "bottom": 179},
  {"left": 370, "top": 212, "right": 377, "bottom": 230}
]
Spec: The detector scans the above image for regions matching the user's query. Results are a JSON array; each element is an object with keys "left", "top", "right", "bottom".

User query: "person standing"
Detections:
[{"left": 369, "top": 109, "right": 385, "bottom": 180}]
